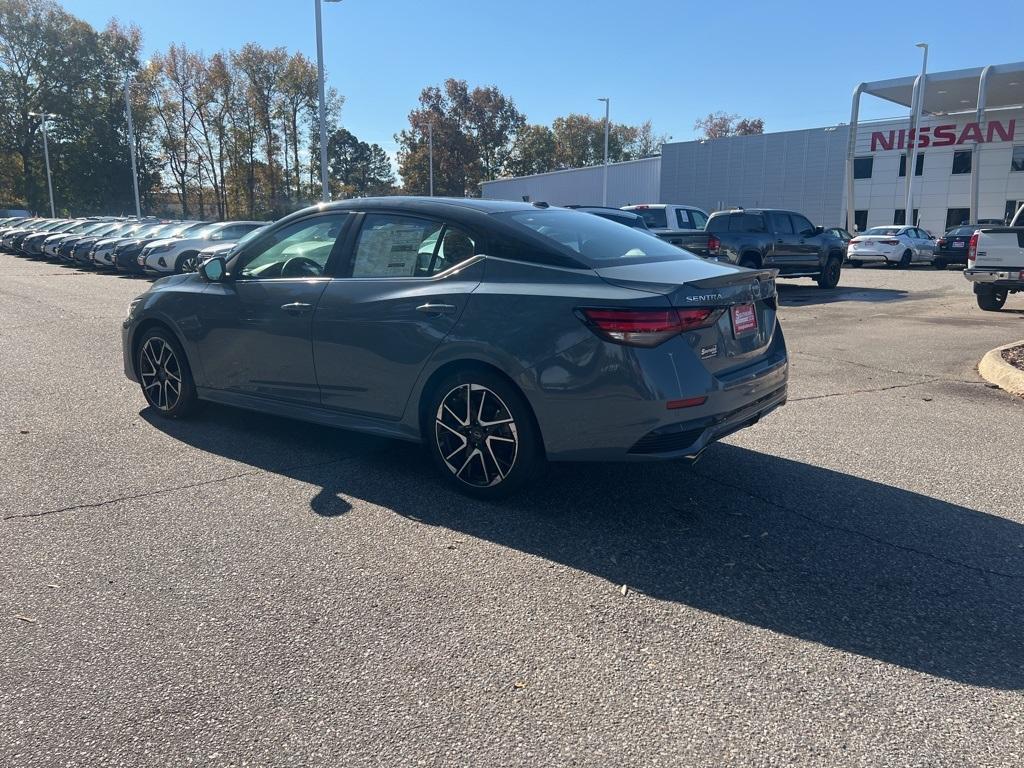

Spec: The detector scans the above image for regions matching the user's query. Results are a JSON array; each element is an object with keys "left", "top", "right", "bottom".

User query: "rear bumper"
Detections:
[
  {"left": 964, "top": 267, "right": 1024, "bottom": 287},
  {"left": 529, "top": 326, "right": 789, "bottom": 462},
  {"left": 846, "top": 249, "right": 892, "bottom": 263}
]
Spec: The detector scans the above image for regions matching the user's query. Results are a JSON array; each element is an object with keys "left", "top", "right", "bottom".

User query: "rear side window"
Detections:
[
  {"left": 351, "top": 214, "right": 475, "bottom": 278},
  {"left": 769, "top": 212, "right": 793, "bottom": 234},
  {"left": 675, "top": 209, "right": 690, "bottom": 228},
  {"left": 632, "top": 208, "right": 667, "bottom": 229},
  {"left": 729, "top": 213, "right": 766, "bottom": 232}
]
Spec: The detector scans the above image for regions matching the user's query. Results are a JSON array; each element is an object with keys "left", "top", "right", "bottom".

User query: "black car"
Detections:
[
  {"left": 933, "top": 225, "right": 977, "bottom": 269},
  {"left": 705, "top": 209, "right": 846, "bottom": 288},
  {"left": 567, "top": 206, "right": 650, "bottom": 230}
]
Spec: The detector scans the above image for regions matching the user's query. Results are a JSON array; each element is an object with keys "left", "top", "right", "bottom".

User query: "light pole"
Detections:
[
  {"left": 428, "top": 121, "right": 434, "bottom": 196},
  {"left": 314, "top": 0, "right": 342, "bottom": 203},
  {"left": 905, "top": 42, "right": 928, "bottom": 226},
  {"left": 124, "top": 75, "right": 142, "bottom": 218},
  {"left": 29, "top": 111, "right": 57, "bottom": 217},
  {"left": 597, "top": 98, "right": 610, "bottom": 206}
]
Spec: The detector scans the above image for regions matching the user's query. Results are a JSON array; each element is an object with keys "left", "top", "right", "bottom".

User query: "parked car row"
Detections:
[{"left": 0, "top": 215, "right": 268, "bottom": 275}]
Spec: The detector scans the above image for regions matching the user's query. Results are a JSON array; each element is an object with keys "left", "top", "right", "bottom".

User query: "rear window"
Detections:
[
  {"left": 864, "top": 227, "right": 900, "bottom": 236},
  {"left": 630, "top": 208, "right": 667, "bottom": 229},
  {"left": 948, "top": 226, "right": 976, "bottom": 236},
  {"left": 496, "top": 209, "right": 693, "bottom": 264}
]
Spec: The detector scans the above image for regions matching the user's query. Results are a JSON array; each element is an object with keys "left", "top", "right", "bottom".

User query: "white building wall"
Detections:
[
  {"left": 480, "top": 156, "right": 660, "bottom": 207},
  {"left": 846, "top": 108, "right": 1024, "bottom": 233}
]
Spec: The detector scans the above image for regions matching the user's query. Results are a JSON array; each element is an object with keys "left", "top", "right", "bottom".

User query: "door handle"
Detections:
[
  {"left": 416, "top": 303, "right": 457, "bottom": 316},
  {"left": 280, "top": 302, "right": 313, "bottom": 315},
  {"left": 776, "top": 239, "right": 784, "bottom": 244}
]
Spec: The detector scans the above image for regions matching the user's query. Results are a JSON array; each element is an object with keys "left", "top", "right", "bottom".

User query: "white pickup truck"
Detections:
[{"left": 964, "top": 204, "right": 1024, "bottom": 311}]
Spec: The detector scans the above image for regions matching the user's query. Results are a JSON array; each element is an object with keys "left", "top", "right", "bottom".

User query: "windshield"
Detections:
[
  {"left": 628, "top": 208, "right": 668, "bottom": 229},
  {"left": 864, "top": 227, "right": 901, "bottom": 236},
  {"left": 497, "top": 209, "right": 694, "bottom": 264}
]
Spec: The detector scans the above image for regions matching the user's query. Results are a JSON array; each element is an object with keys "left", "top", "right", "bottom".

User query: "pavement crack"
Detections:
[
  {"left": 789, "top": 377, "right": 945, "bottom": 401},
  {"left": 2, "top": 456, "right": 357, "bottom": 522},
  {"left": 689, "top": 471, "right": 1024, "bottom": 582}
]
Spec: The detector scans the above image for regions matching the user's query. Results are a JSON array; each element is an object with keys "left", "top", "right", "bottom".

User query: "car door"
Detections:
[
  {"left": 912, "top": 228, "right": 934, "bottom": 261},
  {"left": 312, "top": 212, "right": 483, "bottom": 419},
  {"left": 767, "top": 211, "right": 802, "bottom": 266},
  {"left": 193, "top": 212, "right": 351, "bottom": 404},
  {"left": 786, "top": 213, "right": 822, "bottom": 267}
]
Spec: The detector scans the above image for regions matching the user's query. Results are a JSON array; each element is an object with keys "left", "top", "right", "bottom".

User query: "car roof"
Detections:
[{"left": 323, "top": 196, "right": 540, "bottom": 216}]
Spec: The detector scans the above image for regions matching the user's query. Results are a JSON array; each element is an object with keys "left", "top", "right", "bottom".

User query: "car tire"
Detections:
[
  {"left": 976, "top": 288, "right": 1008, "bottom": 312},
  {"left": 847, "top": 259, "right": 860, "bottom": 267},
  {"left": 899, "top": 250, "right": 913, "bottom": 268},
  {"left": 425, "top": 369, "right": 545, "bottom": 499},
  {"left": 933, "top": 258, "right": 946, "bottom": 270},
  {"left": 175, "top": 251, "right": 200, "bottom": 274},
  {"left": 135, "top": 327, "right": 201, "bottom": 418},
  {"left": 816, "top": 256, "right": 842, "bottom": 289}
]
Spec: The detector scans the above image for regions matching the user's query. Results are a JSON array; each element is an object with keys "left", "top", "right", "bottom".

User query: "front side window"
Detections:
[
  {"left": 952, "top": 151, "right": 972, "bottom": 174},
  {"left": 854, "top": 157, "right": 873, "bottom": 179},
  {"left": 689, "top": 209, "right": 708, "bottom": 229},
  {"left": 790, "top": 214, "right": 815, "bottom": 236},
  {"left": 239, "top": 214, "right": 348, "bottom": 279}
]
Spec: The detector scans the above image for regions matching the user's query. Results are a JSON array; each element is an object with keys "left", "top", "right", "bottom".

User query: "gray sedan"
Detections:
[{"left": 122, "top": 198, "right": 788, "bottom": 497}]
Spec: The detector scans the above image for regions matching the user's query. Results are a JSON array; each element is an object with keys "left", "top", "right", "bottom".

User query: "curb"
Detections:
[{"left": 979, "top": 340, "right": 1024, "bottom": 397}]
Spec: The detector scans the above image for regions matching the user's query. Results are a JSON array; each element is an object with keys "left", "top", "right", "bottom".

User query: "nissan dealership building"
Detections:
[{"left": 482, "top": 61, "right": 1024, "bottom": 235}]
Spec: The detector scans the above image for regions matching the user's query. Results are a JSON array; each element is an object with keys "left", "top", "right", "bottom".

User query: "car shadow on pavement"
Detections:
[
  {"left": 144, "top": 405, "right": 1024, "bottom": 690},
  {"left": 776, "top": 283, "right": 910, "bottom": 307}
]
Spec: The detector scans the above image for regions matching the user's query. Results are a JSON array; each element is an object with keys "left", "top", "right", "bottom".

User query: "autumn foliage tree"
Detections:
[{"left": 694, "top": 112, "right": 765, "bottom": 140}]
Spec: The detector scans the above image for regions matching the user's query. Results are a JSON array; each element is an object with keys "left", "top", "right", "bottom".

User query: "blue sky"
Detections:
[{"left": 65, "top": 0, "right": 1020, "bottom": 163}]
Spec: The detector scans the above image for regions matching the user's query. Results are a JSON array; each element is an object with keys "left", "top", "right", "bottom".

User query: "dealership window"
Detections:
[
  {"left": 1007, "top": 200, "right": 1023, "bottom": 224},
  {"left": 853, "top": 157, "right": 873, "bottom": 179},
  {"left": 898, "top": 153, "right": 925, "bottom": 177},
  {"left": 1012, "top": 147, "right": 1024, "bottom": 172},
  {"left": 945, "top": 208, "right": 972, "bottom": 230},
  {"left": 893, "top": 209, "right": 919, "bottom": 226},
  {"left": 854, "top": 210, "right": 868, "bottom": 232},
  {"left": 952, "top": 151, "right": 972, "bottom": 175}
]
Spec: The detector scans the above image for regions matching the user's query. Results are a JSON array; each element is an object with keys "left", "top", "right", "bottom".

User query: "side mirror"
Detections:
[{"left": 199, "top": 256, "right": 226, "bottom": 282}]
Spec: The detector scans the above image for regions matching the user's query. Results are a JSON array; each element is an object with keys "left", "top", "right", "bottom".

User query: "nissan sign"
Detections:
[{"left": 870, "top": 119, "right": 1015, "bottom": 152}]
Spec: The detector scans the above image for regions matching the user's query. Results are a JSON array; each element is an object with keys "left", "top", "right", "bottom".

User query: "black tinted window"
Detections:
[
  {"left": 729, "top": 213, "right": 766, "bottom": 232},
  {"left": 769, "top": 212, "right": 793, "bottom": 234},
  {"left": 952, "top": 151, "right": 972, "bottom": 174},
  {"left": 1011, "top": 146, "right": 1024, "bottom": 172},
  {"left": 706, "top": 214, "right": 728, "bottom": 233},
  {"left": 630, "top": 208, "right": 667, "bottom": 229},
  {"left": 854, "top": 157, "right": 873, "bottom": 179},
  {"left": 790, "top": 214, "right": 815, "bottom": 235}
]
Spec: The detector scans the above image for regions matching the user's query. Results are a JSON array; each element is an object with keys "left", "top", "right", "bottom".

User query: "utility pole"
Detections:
[
  {"left": 314, "top": 0, "right": 342, "bottom": 202},
  {"left": 428, "top": 121, "right": 434, "bottom": 196},
  {"left": 29, "top": 111, "right": 57, "bottom": 217},
  {"left": 598, "top": 98, "right": 610, "bottom": 206},
  {"left": 124, "top": 76, "right": 142, "bottom": 217}
]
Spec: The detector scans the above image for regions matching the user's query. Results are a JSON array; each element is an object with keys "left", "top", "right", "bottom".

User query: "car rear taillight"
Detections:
[
  {"left": 579, "top": 307, "right": 719, "bottom": 347},
  {"left": 849, "top": 237, "right": 861, "bottom": 244},
  {"left": 968, "top": 232, "right": 979, "bottom": 265},
  {"left": 880, "top": 239, "right": 900, "bottom": 245},
  {"left": 707, "top": 234, "right": 720, "bottom": 253},
  {"left": 937, "top": 238, "right": 947, "bottom": 247}
]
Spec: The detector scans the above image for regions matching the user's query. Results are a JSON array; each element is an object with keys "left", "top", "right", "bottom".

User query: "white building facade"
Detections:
[{"left": 482, "top": 62, "right": 1024, "bottom": 235}]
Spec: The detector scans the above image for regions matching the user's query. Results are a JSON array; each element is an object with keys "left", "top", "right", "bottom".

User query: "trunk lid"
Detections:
[{"left": 594, "top": 258, "right": 779, "bottom": 373}]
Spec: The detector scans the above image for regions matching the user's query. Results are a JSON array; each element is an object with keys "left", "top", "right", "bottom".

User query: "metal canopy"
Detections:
[{"left": 862, "top": 61, "right": 1024, "bottom": 115}]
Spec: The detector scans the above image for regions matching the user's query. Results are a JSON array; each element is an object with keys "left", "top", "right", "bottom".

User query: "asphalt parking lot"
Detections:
[{"left": 2, "top": 258, "right": 1023, "bottom": 766}]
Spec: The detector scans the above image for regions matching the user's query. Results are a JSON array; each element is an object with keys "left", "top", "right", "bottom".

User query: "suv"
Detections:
[{"left": 705, "top": 208, "right": 845, "bottom": 288}]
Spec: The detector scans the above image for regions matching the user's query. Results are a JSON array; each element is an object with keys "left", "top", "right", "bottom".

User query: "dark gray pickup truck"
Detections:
[{"left": 705, "top": 208, "right": 845, "bottom": 288}]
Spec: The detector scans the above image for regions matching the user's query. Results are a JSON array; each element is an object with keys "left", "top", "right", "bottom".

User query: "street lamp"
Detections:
[
  {"left": 905, "top": 42, "right": 928, "bottom": 226},
  {"left": 28, "top": 111, "right": 57, "bottom": 217},
  {"left": 428, "top": 120, "right": 434, "bottom": 196},
  {"left": 597, "top": 98, "right": 610, "bottom": 206},
  {"left": 314, "top": 0, "right": 342, "bottom": 203}
]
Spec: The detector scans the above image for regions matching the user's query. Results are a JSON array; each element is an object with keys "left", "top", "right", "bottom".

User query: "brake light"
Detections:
[
  {"left": 579, "top": 307, "right": 719, "bottom": 347},
  {"left": 968, "top": 232, "right": 979, "bottom": 265},
  {"left": 880, "top": 239, "right": 900, "bottom": 245},
  {"left": 849, "top": 237, "right": 861, "bottom": 244},
  {"left": 707, "top": 234, "right": 720, "bottom": 253},
  {"left": 937, "top": 238, "right": 947, "bottom": 247}
]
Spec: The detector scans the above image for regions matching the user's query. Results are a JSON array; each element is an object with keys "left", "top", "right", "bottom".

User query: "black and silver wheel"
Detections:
[
  {"left": 176, "top": 251, "right": 200, "bottom": 274},
  {"left": 976, "top": 288, "right": 1008, "bottom": 312},
  {"left": 427, "top": 370, "right": 543, "bottom": 498},
  {"left": 816, "top": 256, "right": 842, "bottom": 289},
  {"left": 136, "top": 328, "right": 200, "bottom": 418}
]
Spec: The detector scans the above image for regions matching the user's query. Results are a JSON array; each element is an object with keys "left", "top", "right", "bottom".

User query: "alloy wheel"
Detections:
[
  {"left": 139, "top": 337, "right": 183, "bottom": 411},
  {"left": 180, "top": 254, "right": 200, "bottom": 273},
  {"left": 435, "top": 383, "right": 519, "bottom": 487}
]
